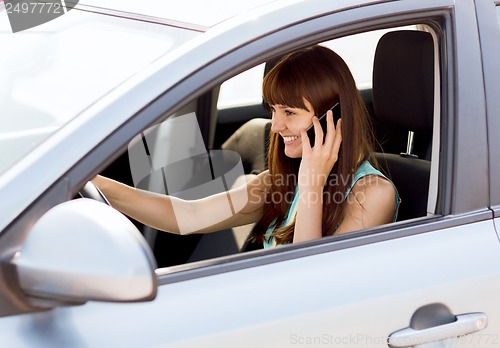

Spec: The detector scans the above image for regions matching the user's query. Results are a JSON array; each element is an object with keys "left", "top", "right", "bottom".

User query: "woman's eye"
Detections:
[{"left": 285, "top": 110, "right": 295, "bottom": 116}]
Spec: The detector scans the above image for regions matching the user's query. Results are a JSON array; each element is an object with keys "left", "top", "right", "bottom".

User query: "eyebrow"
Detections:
[{"left": 274, "top": 104, "right": 297, "bottom": 109}]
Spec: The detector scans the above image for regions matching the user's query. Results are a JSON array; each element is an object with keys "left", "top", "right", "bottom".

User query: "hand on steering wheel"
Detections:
[{"left": 78, "top": 181, "right": 110, "bottom": 205}]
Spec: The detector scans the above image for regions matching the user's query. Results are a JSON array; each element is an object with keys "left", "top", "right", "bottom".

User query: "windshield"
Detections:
[{"left": 0, "top": 7, "right": 199, "bottom": 175}]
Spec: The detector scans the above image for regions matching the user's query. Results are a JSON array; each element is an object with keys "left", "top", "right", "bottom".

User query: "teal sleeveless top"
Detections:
[{"left": 263, "top": 161, "right": 400, "bottom": 249}]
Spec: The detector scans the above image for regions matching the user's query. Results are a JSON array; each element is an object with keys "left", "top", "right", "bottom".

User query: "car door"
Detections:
[
  {"left": 1, "top": 1, "right": 500, "bottom": 347},
  {"left": 114, "top": 1, "right": 500, "bottom": 345}
]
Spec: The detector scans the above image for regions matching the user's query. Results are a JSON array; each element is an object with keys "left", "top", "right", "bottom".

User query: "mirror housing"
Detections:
[{"left": 11, "top": 199, "right": 157, "bottom": 308}]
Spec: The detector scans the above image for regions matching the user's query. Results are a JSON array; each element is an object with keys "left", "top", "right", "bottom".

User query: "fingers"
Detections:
[
  {"left": 312, "top": 116, "right": 323, "bottom": 148},
  {"left": 320, "top": 111, "right": 341, "bottom": 150},
  {"left": 303, "top": 111, "right": 342, "bottom": 155},
  {"left": 300, "top": 115, "right": 320, "bottom": 152},
  {"left": 332, "top": 118, "right": 342, "bottom": 155},
  {"left": 323, "top": 110, "right": 336, "bottom": 147}
]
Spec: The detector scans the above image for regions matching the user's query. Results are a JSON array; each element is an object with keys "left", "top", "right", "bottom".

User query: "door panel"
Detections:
[{"left": 1, "top": 220, "right": 499, "bottom": 347}]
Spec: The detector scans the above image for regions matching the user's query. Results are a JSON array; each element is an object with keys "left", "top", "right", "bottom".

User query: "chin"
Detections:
[{"left": 284, "top": 148, "right": 302, "bottom": 159}]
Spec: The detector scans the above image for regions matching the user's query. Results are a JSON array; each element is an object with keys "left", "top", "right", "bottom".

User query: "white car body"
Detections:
[{"left": 1, "top": 0, "right": 500, "bottom": 347}]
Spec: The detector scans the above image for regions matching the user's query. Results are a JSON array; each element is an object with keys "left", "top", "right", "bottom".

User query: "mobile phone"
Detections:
[{"left": 306, "top": 102, "right": 341, "bottom": 147}]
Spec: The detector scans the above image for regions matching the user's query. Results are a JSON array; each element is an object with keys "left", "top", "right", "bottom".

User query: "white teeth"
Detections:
[{"left": 283, "top": 136, "right": 299, "bottom": 142}]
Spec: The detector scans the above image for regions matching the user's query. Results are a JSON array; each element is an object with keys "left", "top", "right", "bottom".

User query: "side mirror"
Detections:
[{"left": 11, "top": 199, "right": 157, "bottom": 308}]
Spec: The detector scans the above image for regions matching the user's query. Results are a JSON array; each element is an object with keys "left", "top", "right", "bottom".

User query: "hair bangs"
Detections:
[{"left": 263, "top": 60, "right": 308, "bottom": 110}]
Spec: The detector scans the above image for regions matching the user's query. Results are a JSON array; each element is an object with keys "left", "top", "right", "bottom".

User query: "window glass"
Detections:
[
  {"left": 323, "top": 26, "right": 416, "bottom": 89},
  {"left": 217, "top": 26, "right": 416, "bottom": 109},
  {"left": 217, "top": 63, "right": 265, "bottom": 109}
]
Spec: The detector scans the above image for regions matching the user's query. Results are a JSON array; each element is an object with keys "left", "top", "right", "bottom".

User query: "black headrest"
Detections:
[{"left": 373, "top": 30, "right": 434, "bottom": 133}]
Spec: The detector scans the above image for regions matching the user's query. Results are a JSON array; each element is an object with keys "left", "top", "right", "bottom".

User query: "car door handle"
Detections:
[{"left": 388, "top": 312, "right": 488, "bottom": 347}]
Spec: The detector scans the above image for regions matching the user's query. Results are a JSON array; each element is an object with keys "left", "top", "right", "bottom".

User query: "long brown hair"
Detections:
[{"left": 253, "top": 45, "right": 377, "bottom": 245}]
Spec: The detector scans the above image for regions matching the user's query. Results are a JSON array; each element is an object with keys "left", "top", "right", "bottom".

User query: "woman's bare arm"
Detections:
[{"left": 92, "top": 171, "right": 270, "bottom": 235}]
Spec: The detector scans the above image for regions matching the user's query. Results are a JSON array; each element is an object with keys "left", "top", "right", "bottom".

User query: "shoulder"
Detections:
[
  {"left": 335, "top": 175, "right": 396, "bottom": 234},
  {"left": 352, "top": 174, "right": 394, "bottom": 193},
  {"left": 349, "top": 174, "right": 395, "bottom": 208}
]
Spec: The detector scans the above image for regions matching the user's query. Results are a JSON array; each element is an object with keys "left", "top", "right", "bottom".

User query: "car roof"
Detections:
[{"left": 77, "top": 0, "right": 280, "bottom": 28}]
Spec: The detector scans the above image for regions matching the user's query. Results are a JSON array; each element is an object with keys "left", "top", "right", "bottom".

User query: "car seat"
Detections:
[
  {"left": 220, "top": 118, "right": 271, "bottom": 174},
  {"left": 372, "top": 30, "right": 435, "bottom": 221}
]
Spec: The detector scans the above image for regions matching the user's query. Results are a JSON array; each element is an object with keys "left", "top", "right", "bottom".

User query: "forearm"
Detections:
[
  {"left": 92, "top": 175, "right": 181, "bottom": 234},
  {"left": 293, "top": 187, "right": 324, "bottom": 243},
  {"left": 92, "top": 173, "right": 267, "bottom": 235}
]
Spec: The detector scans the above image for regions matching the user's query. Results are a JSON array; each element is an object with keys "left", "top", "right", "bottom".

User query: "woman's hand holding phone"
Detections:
[
  {"left": 306, "top": 102, "right": 341, "bottom": 147},
  {"left": 299, "top": 102, "right": 342, "bottom": 190}
]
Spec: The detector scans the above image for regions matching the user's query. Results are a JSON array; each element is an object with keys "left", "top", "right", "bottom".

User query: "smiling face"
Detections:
[{"left": 270, "top": 98, "right": 315, "bottom": 158}]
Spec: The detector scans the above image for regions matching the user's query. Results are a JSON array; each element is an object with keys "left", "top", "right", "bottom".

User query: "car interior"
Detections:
[{"left": 98, "top": 23, "right": 438, "bottom": 268}]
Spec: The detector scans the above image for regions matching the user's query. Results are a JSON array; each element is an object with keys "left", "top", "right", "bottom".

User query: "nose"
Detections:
[{"left": 271, "top": 111, "right": 286, "bottom": 133}]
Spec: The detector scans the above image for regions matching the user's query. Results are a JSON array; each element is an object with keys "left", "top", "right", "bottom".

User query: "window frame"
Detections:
[
  {"left": 151, "top": 6, "right": 481, "bottom": 281},
  {"left": 108, "top": 3, "right": 488, "bottom": 278}
]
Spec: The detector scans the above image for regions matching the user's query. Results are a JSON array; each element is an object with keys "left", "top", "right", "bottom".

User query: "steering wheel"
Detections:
[{"left": 78, "top": 181, "right": 111, "bottom": 205}]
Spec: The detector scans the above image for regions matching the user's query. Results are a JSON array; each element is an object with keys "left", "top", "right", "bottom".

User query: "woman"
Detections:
[{"left": 93, "top": 45, "right": 399, "bottom": 248}]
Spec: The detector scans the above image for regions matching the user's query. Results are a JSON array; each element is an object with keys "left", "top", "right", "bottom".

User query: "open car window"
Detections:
[{"left": 96, "top": 22, "right": 441, "bottom": 269}]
